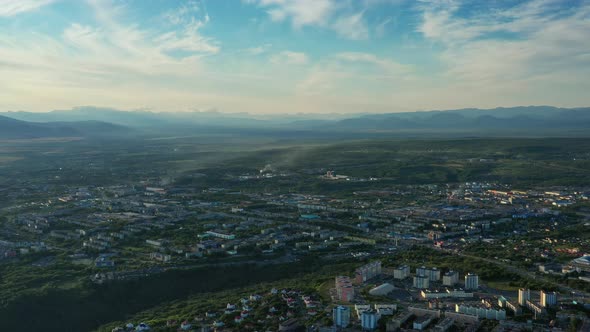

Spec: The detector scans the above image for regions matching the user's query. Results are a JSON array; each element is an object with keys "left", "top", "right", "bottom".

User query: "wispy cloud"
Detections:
[
  {"left": 245, "top": 43, "right": 272, "bottom": 55},
  {"left": 417, "top": 0, "right": 590, "bottom": 85},
  {"left": 270, "top": 51, "right": 309, "bottom": 65},
  {"left": 334, "top": 52, "right": 411, "bottom": 74},
  {"left": 246, "top": 0, "right": 372, "bottom": 40},
  {"left": 0, "top": 0, "right": 55, "bottom": 17}
]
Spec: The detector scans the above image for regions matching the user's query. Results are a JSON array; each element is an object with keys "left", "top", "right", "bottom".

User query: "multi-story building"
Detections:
[
  {"left": 416, "top": 266, "right": 441, "bottom": 281},
  {"left": 518, "top": 288, "right": 530, "bottom": 306},
  {"left": 442, "top": 271, "right": 459, "bottom": 286},
  {"left": 433, "top": 317, "right": 454, "bottom": 332},
  {"left": 361, "top": 310, "right": 378, "bottom": 331},
  {"left": 455, "top": 304, "right": 506, "bottom": 321},
  {"left": 393, "top": 265, "right": 410, "bottom": 280},
  {"left": 355, "top": 261, "right": 382, "bottom": 284},
  {"left": 413, "top": 315, "right": 433, "bottom": 331},
  {"left": 205, "top": 230, "right": 236, "bottom": 240},
  {"left": 526, "top": 300, "right": 545, "bottom": 318},
  {"left": 420, "top": 288, "right": 473, "bottom": 299},
  {"left": 540, "top": 290, "right": 557, "bottom": 307},
  {"left": 333, "top": 305, "right": 350, "bottom": 328},
  {"left": 335, "top": 276, "right": 355, "bottom": 302},
  {"left": 413, "top": 275, "right": 430, "bottom": 289},
  {"left": 464, "top": 273, "right": 479, "bottom": 290}
]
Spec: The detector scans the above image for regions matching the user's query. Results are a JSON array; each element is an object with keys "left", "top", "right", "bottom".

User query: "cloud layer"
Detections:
[{"left": 0, "top": 0, "right": 589, "bottom": 114}]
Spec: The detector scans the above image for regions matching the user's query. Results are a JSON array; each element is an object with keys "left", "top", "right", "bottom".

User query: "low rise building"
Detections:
[{"left": 413, "top": 315, "right": 433, "bottom": 331}]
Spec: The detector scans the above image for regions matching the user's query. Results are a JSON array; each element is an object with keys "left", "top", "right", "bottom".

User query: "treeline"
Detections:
[{"left": 0, "top": 257, "right": 355, "bottom": 332}]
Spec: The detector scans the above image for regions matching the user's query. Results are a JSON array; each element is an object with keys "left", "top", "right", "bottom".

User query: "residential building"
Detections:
[
  {"left": 518, "top": 288, "right": 530, "bottom": 306},
  {"left": 375, "top": 304, "right": 396, "bottom": 316},
  {"left": 420, "top": 288, "right": 473, "bottom": 299},
  {"left": 355, "top": 261, "right": 382, "bottom": 284},
  {"left": 205, "top": 231, "right": 236, "bottom": 240},
  {"left": 540, "top": 290, "right": 557, "bottom": 307},
  {"left": 455, "top": 304, "right": 506, "bottom": 320},
  {"left": 416, "top": 266, "right": 441, "bottom": 281},
  {"left": 333, "top": 306, "right": 350, "bottom": 328},
  {"left": 464, "top": 273, "right": 479, "bottom": 290},
  {"left": 361, "top": 310, "right": 378, "bottom": 331},
  {"left": 335, "top": 276, "right": 355, "bottom": 302},
  {"left": 413, "top": 315, "right": 433, "bottom": 331},
  {"left": 525, "top": 300, "right": 545, "bottom": 318},
  {"left": 413, "top": 275, "right": 430, "bottom": 289},
  {"left": 387, "top": 312, "right": 413, "bottom": 332},
  {"left": 393, "top": 265, "right": 410, "bottom": 280},
  {"left": 433, "top": 317, "right": 455, "bottom": 332},
  {"left": 443, "top": 271, "right": 459, "bottom": 286}
]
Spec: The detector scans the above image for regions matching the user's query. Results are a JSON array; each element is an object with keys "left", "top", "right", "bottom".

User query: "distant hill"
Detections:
[
  {"left": 302, "top": 106, "right": 590, "bottom": 133},
  {"left": 2, "top": 105, "right": 590, "bottom": 137},
  {"left": 0, "top": 115, "right": 130, "bottom": 139}
]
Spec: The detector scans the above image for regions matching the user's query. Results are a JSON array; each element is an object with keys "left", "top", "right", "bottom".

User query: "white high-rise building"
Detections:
[
  {"left": 416, "top": 266, "right": 441, "bottom": 281},
  {"left": 464, "top": 273, "right": 479, "bottom": 290},
  {"left": 361, "top": 310, "right": 378, "bottom": 331},
  {"left": 443, "top": 271, "right": 459, "bottom": 286},
  {"left": 413, "top": 275, "right": 430, "bottom": 289},
  {"left": 540, "top": 290, "right": 557, "bottom": 307},
  {"left": 333, "top": 305, "right": 351, "bottom": 328},
  {"left": 518, "top": 288, "right": 530, "bottom": 306},
  {"left": 394, "top": 265, "right": 410, "bottom": 280}
]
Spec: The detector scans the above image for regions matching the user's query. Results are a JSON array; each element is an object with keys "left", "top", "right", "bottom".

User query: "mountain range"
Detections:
[
  {"left": 0, "top": 115, "right": 129, "bottom": 139},
  {"left": 1, "top": 106, "right": 590, "bottom": 139}
]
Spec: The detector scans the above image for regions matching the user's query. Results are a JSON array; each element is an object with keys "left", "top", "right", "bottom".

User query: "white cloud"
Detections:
[
  {"left": 375, "top": 17, "right": 393, "bottom": 37},
  {"left": 334, "top": 52, "right": 411, "bottom": 74},
  {"left": 417, "top": 0, "right": 590, "bottom": 90},
  {"left": 256, "top": 0, "right": 336, "bottom": 27},
  {"left": 331, "top": 12, "right": 369, "bottom": 40},
  {"left": 270, "top": 51, "right": 309, "bottom": 65},
  {"left": 0, "top": 0, "right": 55, "bottom": 17},
  {"left": 247, "top": 0, "right": 371, "bottom": 40},
  {"left": 0, "top": 0, "right": 224, "bottom": 112},
  {"left": 245, "top": 43, "right": 272, "bottom": 55}
]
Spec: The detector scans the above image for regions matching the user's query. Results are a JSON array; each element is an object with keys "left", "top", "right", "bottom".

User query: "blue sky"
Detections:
[{"left": 1, "top": 0, "right": 589, "bottom": 114}]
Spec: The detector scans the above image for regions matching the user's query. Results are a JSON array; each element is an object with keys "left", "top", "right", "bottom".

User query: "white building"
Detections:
[
  {"left": 354, "top": 304, "right": 371, "bottom": 318},
  {"left": 421, "top": 288, "right": 473, "bottom": 299},
  {"left": 394, "top": 265, "right": 410, "bottom": 280},
  {"left": 413, "top": 315, "right": 433, "bottom": 331},
  {"left": 374, "top": 304, "right": 397, "bottom": 316},
  {"left": 361, "top": 310, "right": 378, "bottom": 331},
  {"left": 518, "top": 288, "right": 530, "bottom": 306},
  {"left": 416, "top": 266, "right": 441, "bottom": 281},
  {"left": 333, "top": 305, "right": 350, "bottom": 328},
  {"left": 443, "top": 271, "right": 459, "bottom": 286},
  {"left": 540, "top": 290, "right": 557, "bottom": 307},
  {"left": 413, "top": 275, "right": 430, "bottom": 289},
  {"left": 455, "top": 304, "right": 506, "bottom": 321},
  {"left": 464, "top": 273, "right": 479, "bottom": 290}
]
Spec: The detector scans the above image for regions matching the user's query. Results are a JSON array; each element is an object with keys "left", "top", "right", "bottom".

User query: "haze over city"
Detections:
[{"left": 1, "top": 0, "right": 590, "bottom": 114}]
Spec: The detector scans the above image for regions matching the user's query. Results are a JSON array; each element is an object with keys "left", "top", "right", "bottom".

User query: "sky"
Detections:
[{"left": 0, "top": 0, "right": 589, "bottom": 114}]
